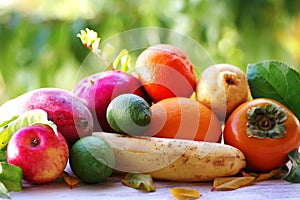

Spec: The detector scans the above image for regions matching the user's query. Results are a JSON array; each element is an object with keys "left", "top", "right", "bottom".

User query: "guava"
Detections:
[
  {"left": 196, "top": 64, "right": 251, "bottom": 121},
  {"left": 72, "top": 70, "right": 151, "bottom": 132},
  {"left": 0, "top": 88, "right": 94, "bottom": 148}
]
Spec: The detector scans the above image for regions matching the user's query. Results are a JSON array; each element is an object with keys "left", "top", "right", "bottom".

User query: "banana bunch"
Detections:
[{"left": 93, "top": 132, "right": 245, "bottom": 182}]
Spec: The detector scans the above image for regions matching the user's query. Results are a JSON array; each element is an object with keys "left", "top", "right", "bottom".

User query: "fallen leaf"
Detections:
[
  {"left": 121, "top": 173, "right": 155, "bottom": 192},
  {"left": 212, "top": 177, "right": 255, "bottom": 191},
  {"left": 62, "top": 171, "right": 80, "bottom": 189},
  {"left": 170, "top": 187, "right": 201, "bottom": 200},
  {"left": 242, "top": 168, "right": 282, "bottom": 182}
]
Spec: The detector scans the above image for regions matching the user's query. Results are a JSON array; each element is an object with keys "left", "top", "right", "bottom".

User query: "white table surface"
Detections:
[{"left": 10, "top": 171, "right": 300, "bottom": 200}]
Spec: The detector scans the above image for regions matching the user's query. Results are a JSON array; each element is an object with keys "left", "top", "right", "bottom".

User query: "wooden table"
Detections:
[{"left": 10, "top": 172, "right": 300, "bottom": 200}]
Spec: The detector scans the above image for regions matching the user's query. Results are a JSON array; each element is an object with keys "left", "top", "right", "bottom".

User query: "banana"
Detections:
[{"left": 92, "top": 132, "right": 246, "bottom": 182}]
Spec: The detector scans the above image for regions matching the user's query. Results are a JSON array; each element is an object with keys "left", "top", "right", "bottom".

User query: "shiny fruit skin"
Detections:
[
  {"left": 223, "top": 98, "right": 300, "bottom": 173},
  {"left": 144, "top": 97, "right": 222, "bottom": 142},
  {"left": 69, "top": 136, "right": 115, "bottom": 184},
  {"left": 72, "top": 70, "right": 150, "bottom": 132},
  {"left": 0, "top": 88, "right": 94, "bottom": 148},
  {"left": 135, "top": 44, "right": 196, "bottom": 102},
  {"left": 106, "top": 93, "right": 151, "bottom": 136},
  {"left": 6, "top": 125, "right": 69, "bottom": 184}
]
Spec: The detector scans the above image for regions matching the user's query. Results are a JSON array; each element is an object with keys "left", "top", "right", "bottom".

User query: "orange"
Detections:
[
  {"left": 144, "top": 97, "right": 222, "bottom": 142},
  {"left": 135, "top": 44, "right": 196, "bottom": 103}
]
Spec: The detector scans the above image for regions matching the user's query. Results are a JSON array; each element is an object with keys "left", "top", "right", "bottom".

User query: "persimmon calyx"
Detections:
[{"left": 246, "top": 103, "right": 287, "bottom": 139}]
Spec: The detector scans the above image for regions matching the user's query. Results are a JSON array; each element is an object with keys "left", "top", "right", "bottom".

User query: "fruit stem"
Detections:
[
  {"left": 32, "top": 138, "right": 40, "bottom": 147},
  {"left": 77, "top": 119, "right": 89, "bottom": 129},
  {"left": 91, "top": 49, "right": 115, "bottom": 71},
  {"left": 246, "top": 103, "right": 287, "bottom": 139}
]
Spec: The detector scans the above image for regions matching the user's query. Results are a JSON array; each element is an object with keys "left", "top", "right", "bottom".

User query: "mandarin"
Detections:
[
  {"left": 135, "top": 44, "right": 196, "bottom": 103},
  {"left": 144, "top": 97, "right": 222, "bottom": 142}
]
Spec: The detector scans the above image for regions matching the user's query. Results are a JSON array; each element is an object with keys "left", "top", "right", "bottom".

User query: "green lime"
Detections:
[
  {"left": 106, "top": 93, "right": 151, "bottom": 136},
  {"left": 69, "top": 136, "right": 115, "bottom": 184}
]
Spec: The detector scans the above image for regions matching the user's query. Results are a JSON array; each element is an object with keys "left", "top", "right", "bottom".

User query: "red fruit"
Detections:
[
  {"left": 0, "top": 88, "right": 93, "bottom": 148},
  {"left": 72, "top": 70, "right": 150, "bottom": 132},
  {"left": 6, "top": 124, "right": 69, "bottom": 184},
  {"left": 135, "top": 44, "right": 197, "bottom": 102}
]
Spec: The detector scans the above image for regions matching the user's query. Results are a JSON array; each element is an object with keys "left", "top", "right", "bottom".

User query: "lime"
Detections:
[
  {"left": 106, "top": 93, "right": 151, "bottom": 136},
  {"left": 69, "top": 136, "right": 115, "bottom": 184}
]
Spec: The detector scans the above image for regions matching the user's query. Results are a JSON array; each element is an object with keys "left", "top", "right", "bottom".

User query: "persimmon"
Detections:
[{"left": 223, "top": 98, "right": 300, "bottom": 173}]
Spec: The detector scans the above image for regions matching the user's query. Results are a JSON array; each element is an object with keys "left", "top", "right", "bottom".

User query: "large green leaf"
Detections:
[
  {"left": 247, "top": 60, "right": 300, "bottom": 120},
  {"left": 0, "top": 162, "right": 23, "bottom": 192}
]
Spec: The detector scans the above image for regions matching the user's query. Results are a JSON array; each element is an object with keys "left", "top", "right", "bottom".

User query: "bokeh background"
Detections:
[{"left": 0, "top": 0, "right": 300, "bottom": 104}]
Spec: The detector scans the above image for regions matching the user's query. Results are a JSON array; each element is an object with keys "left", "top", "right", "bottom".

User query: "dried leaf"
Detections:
[
  {"left": 121, "top": 173, "right": 155, "bottom": 192},
  {"left": 255, "top": 169, "right": 281, "bottom": 182},
  {"left": 170, "top": 187, "right": 201, "bottom": 200},
  {"left": 62, "top": 171, "right": 80, "bottom": 189},
  {"left": 212, "top": 177, "right": 255, "bottom": 190},
  {"left": 242, "top": 168, "right": 281, "bottom": 182}
]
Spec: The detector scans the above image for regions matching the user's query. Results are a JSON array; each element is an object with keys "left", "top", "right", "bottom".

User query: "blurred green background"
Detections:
[{"left": 0, "top": 0, "right": 300, "bottom": 104}]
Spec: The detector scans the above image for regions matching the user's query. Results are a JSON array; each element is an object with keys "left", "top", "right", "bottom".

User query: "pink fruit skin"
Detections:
[
  {"left": 72, "top": 70, "right": 150, "bottom": 132},
  {"left": 6, "top": 125, "right": 69, "bottom": 184},
  {"left": 0, "top": 88, "right": 94, "bottom": 148}
]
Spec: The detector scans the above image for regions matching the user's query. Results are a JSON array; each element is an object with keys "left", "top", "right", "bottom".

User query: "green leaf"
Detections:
[
  {"left": 282, "top": 150, "right": 300, "bottom": 183},
  {"left": 0, "top": 116, "right": 19, "bottom": 128},
  {"left": 0, "top": 109, "right": 57, "bottom": 150},
  {"left": 121, "top": 173, "right": 155, "bottom": 192},
  {"left": 0, "top": 151, "right": 6, "bottom": 162},
  {"left": 113, "top": 49, "right": 131, "bottom": 72},
  {"left": 0, "top": 162, "right": 23, "bottom": 192},
  {"left": 0, "top": 181, "right": 10, "bottom": 199},
  {"left": 247, "top": 60, "right": 300, "bottom": 120}
]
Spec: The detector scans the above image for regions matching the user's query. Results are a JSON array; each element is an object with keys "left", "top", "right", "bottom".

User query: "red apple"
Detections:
[{"left": 6, "top": 124, "right": 69, "bottom": 184}]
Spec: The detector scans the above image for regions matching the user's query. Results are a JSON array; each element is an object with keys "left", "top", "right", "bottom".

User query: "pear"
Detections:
[{"left": 195, "top": 64, "right": 251, "bottom": 121}]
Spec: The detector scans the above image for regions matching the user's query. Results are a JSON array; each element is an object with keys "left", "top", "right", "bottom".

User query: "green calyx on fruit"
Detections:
[{"left": 246, "top": 103, "right": 287, "bottom": 139}]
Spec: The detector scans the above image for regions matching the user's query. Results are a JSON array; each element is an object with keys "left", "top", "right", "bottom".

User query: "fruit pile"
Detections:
[{"left": 0, "top": 28, "right": 300, "bottom": 197}]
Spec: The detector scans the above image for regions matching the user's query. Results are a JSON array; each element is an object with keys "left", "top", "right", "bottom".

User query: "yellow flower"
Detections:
[{"left": 77, "top": 28, "right": 101, "bottom": 50}]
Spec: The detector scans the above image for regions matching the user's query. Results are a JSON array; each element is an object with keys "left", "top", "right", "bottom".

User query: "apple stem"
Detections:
[
  {"left": 32, "top": 138, "right": 40, "bottom": 147},
  {"left": 77, "top": 119, "right": 89, "bottom": 129}
]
